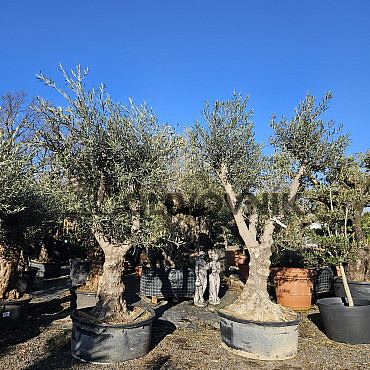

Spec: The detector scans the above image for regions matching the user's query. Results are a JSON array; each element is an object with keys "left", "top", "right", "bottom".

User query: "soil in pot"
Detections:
[
  {"left": 0, "top": 295, "right": 31, "bottom": 329},
  {"left": 218, "top": 309, "right": 300, "bottom": 360},
  {"left": 71, "top": 306, "right": 155, "bottom": 364},
  {"left": 317, "top": 296, "right": 370, "bottom": 344}
]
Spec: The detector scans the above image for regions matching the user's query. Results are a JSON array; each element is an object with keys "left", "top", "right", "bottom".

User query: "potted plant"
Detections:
[
  {"left": 29, "top": 230, "right": 62, "bottom": 278},
  {"left": 310, "top": 184, "right": 370, "bottom": 344},
  {"left": 36, "top": 65, "right": 177, "bottom": 363},
  {"left": 191, "top": 91, "right": 349, "bottom": 359},
  {"left": 308, "top": 151, "right": 370, "bottom": 298},
  {"left": 270, "top": 225, "right": 322, "bottom": 311},
  {"left": 316, "top": 235, "right": 370, "bottom": 344}
]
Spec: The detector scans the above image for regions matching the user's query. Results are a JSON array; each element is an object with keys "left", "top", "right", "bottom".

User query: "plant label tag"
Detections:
[{"left": 2, "top": 311, "right": 10, "bottom": 317}]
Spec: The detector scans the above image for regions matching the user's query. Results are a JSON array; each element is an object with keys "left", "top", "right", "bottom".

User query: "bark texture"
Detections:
[
  {"left": 0, "top": 243, "right": 22, "bottom": 300},
  {"left": 83, "top": 240, "right": 104, "bottom": 292},
  {"left": 92, "top": 240, "right": 132, "bottom": 323},
  {"left": 218, "top": 163, "right": 303, "bottom": 322}
]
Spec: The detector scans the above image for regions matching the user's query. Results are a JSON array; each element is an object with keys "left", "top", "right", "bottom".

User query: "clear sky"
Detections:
[{"left": 1, "top": 1, "right": 369, "bottom": 155}]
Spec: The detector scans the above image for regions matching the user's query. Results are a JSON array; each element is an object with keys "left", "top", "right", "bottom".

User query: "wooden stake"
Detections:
[{"left": 339, "top": 264, "right": 354, "bottom": 307}]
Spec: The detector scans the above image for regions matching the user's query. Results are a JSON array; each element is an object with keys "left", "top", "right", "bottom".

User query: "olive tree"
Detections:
[
  {"left": 0, "top": 91, "right": 61, "bottom": 300},
  {"left": 191, "top": 91, "right": 348, "bottom": 321},
  {"left": 36, "top": 65, "right": 176, "bottom": 323},
  {"left": 309, "top": 151, "right": 370, "bottom": 281}
]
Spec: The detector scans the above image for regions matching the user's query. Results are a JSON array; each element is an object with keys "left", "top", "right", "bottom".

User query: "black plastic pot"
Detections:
[
  {"left": 28, "top": 260, "right": 61, "bottom": 279},
  {"left": 140, "top": 267, "right": 195, "bottom": 298},
  {"left": 0, "top": 296, "right": 31, "bottom": 329},
  {"left": 71, "top": 307, "right": 155, "bottom": 364},
  {"left": 333, "top": 278, "right": 370, "bottom": 299},
  {"left": 69, "top": 258, "right": 90, "bottom": 287},
  {"left": 70, "top": 287, "right": 98, "bottom": 310},
  {"left": 218, "top": 309, "right": 300, "bottom": 360},
  {"left": 317, "top": 297, "right": 370, "bottom": 344},
  {"left": 16, "top": 268, "right": 38, "bottom": 293}
]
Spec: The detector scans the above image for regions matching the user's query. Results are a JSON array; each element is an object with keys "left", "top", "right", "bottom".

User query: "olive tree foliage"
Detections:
[
  {"left": 308, "top": 151, "right": 370, "bottom": 281},
  {"left": 191, "top": 91, "right": 349, "bottom": 321},
  {"left": 0, "top": 91, "right": 63, "bottom": 300},
  {"left": 155, "top": 130, "right": 231, "bottom": 267},
  {"left": 35, "top": 64, "right": 177, "bottom": 323}
]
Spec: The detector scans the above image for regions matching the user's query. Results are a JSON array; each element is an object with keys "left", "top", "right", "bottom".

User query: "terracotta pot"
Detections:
[
  {"left": 140, "top": 254, "right": 147, "bottom": 263},
  {"left": 136, "top": 266, "right": 142, "bottom": 277},
  {"left": 234, "top": 253, "right": 249, "bottom": 266},
  {"left": 271, "top": 267, "right": 315, "bottom": 311}
]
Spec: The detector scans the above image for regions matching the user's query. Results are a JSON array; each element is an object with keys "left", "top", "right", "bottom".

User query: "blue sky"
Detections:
[{"left": 2, "top": 1, "right": 369, "bottom": 155}]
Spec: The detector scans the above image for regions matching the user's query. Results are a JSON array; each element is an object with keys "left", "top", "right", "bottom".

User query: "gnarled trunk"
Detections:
[
  {"left": 83, "top": 239, "right": 104, "bottom": 292},
  {"left": 218, "top": 165, "right": 292, "bottom": 321},
  {"left": 219, "top": 163, "right": 302, "bottom": 322},
  {"left": 90, "top": 222, "right": 132, "bottom": 323},
  {"left": 92, "top": 242, "right": 131, "bottom": 323},
  {"left": 0, "top": 243, "right": 22, "bottom": 300}
]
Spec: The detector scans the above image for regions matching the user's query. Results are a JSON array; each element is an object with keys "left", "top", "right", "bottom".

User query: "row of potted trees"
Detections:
[{"left": 2, "top": 74, "right": 369, "bottom": 363}]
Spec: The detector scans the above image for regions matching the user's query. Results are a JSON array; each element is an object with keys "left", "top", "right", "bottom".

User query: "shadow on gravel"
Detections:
[
  {"left": 307, "top": 312, "right": 326, "bottom": 334},
  {"left": 144, "top": 354, "right": 172, "bottom": 369},
  {"left": 0, "top": 295, "right": 71, "bottom": 356},
  {"left": 152, "top": 318, "right": 176, "bottom": 347},
  {"left": 22, "top": 329, "right": 74, "bottom": 370}
]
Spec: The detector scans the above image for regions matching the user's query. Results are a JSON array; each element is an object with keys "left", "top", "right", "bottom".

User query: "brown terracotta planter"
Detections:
[
  {"left": 140, "top": 254, "right": 147, "bottom": 263},
  {"left": 234, "top": 253, "right": 249, "bottom": 266},
  {"left": 271, "top": 267, "right": 315, "bottom": 311},
  {"left": 136, "top": 266, "right": 142, "bottom": 277}
]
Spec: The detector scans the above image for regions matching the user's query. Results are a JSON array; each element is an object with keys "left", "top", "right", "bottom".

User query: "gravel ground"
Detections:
[{"left": 0, "top": 274, "right": 369, "bottom": 370}]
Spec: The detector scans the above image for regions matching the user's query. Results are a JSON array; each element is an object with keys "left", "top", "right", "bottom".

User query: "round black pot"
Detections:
[
  {"left": 317, "top": 297, "right": 370, "bottom": 344},
  {"left": 333, "top": 278, "right": 370, "bottom": 299},
  {"left": 69, "top": 258, "right": 90, "bottom": 287},
  {"left": 28, "top": 260, "right": 61, "bottom": 279},
  {"left": 0, "top": 296, "right": 31, "bottom": 329},
  {"left": 218, "top": 309, "right": 300, "bottom": 360},
  {"left": 16, "top": 268, "right": 38, "bottom": 293},
  {"left": 70, "top": 287, "right": 98, "bottom": 310},
  {"left": 71, "top": 307, "right": 156, "bottom": 364}
]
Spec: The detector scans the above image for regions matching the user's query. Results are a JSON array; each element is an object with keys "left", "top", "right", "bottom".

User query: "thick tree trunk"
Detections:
[
  {"left": 224, "top": 219, "right": 295, "bottom": 321},
  {"left": 92, "top": 241, "right": 131, "bottom": 323},
  {"left": 0, "top": 243, "right": 22, "bottom": 300},
  {"left": 218, "top": 164, "right": 295, "bottom": 321},
  {"left": 83, "top": 239, "right": 104, "bottom": 292}
]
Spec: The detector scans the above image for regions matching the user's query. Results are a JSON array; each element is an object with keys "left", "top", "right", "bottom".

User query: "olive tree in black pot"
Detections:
[
  {"left": 36, "top": 65, "right": 177, "bottom": 364},
  {"left": 308, "top": 176, "right": 370, "bottom": 344}
]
